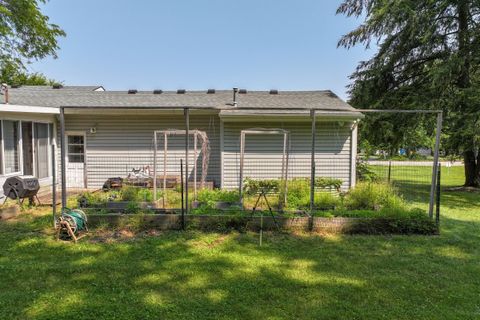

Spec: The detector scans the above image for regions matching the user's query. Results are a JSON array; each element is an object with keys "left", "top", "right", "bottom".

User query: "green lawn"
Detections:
[{"left": 0, "top": 166, "right": 479, "bottom": 319}]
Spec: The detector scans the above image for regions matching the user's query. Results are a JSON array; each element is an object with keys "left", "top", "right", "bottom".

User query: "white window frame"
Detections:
[
  {"left": 0, "top": 119, "right": 54, "bottom": 179},
  {"left": 1, "top": 119, "right": 22, "bottom": 177}
]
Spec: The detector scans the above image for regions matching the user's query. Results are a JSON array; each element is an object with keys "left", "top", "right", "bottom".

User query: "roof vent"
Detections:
[
  {"left": 128, "top": 89, "right": 137, "bottom": 94},
  {"left": 239, "top": 89, "right": 247, "bottom": 94},
  {"left": 52, "top": 84, "right": 63, "bottom": 89},
  {"left": 153, "top": 89, "right": 163, "bottom": 94},
  {"left": 207, "top": 89, "right": 215, "bottom": 94},
  {"left": 177, "top": 89, "right": 186, "bottom": 94},
  {"left": 269, "top": 89, "right": 278, "bottom": 94}
]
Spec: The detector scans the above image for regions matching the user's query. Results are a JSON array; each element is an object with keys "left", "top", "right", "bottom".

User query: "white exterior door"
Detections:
[{"left": 66, "top": 133, "right": 86, "bottom": 189}]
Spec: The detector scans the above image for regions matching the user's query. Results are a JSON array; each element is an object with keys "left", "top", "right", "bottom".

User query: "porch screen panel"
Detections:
[
  {"left": 35, "top": 123, "right": 49, "bottom": 178},
  {"left": 3, "top": 120, "right": 20, "bottom": 174}
]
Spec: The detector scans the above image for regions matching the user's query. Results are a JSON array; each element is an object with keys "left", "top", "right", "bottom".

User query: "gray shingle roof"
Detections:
[{"left": 4, "top": 86, "right": 358, "bottom": 113}]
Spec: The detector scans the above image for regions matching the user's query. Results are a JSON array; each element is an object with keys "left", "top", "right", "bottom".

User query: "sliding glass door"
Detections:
[{"left": 34, "top": 123, "right": 49, "bottom": 179}]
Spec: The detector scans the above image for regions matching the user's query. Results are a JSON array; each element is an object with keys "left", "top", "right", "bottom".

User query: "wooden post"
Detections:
[
  {"left": 59, "top": 107, "right": 67, "bottom": 211},
  {"left": 429, "top": 112, "right": 442, "bottom": 218},
  {"left": 310, "top": 110, "right": 316, "bottom": 215},
  {"left": 184, "top": 108, "right": 190, "bottom": 215}
]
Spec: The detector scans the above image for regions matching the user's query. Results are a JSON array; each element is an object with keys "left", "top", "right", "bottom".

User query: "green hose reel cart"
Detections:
[{"left": 56, "top": 208, "right": 88, "bottom": 242}]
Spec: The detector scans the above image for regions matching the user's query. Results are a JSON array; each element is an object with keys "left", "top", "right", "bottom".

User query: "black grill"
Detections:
[{"left": 3, "top": 175, "right": 40, "bottom": 201}]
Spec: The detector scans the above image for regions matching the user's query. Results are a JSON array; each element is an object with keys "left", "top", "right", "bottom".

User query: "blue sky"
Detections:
[{"left": 31, "top": 0, "right": 374, "bottom": 100}]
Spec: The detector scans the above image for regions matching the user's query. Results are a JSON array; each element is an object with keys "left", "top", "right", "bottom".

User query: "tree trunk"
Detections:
[{"left": 464, "top": 150, "right": 480, "bottom": 187}]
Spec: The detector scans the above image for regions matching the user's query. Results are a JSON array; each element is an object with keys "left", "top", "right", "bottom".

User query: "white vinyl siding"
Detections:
[
  {"left": 222, "top": 121, "right": 353, "bottom": 190},
  {"left": 63, "top": 114, "right": 221, "bottom": 190}
]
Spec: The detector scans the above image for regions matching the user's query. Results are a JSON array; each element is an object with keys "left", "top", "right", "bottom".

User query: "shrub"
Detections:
[{"left": 343, "top": 182, "right": 405, "bottom": 211}]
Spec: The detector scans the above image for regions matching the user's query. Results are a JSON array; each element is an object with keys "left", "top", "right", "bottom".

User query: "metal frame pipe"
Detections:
[
  {"left": 310, "top": 110, "right": 316, "bottom": 214},
  {"left": 184, "top": 108, "right": 190, "bottom": 216},
  {"left": 59, "top": 107, "right": 67, "bottom": 211},
  {"left": 429, "top": 112, "right": 443, "bottom": 218}
]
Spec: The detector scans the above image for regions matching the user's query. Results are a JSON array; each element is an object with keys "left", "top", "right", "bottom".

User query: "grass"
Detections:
[{"left": 0, "top": 166, "right": 479, "bottom": 319}]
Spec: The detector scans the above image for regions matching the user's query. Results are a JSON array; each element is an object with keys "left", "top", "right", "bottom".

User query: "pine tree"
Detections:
[{"left": 338, "top": 0, "right": 480, "bottom": 187}]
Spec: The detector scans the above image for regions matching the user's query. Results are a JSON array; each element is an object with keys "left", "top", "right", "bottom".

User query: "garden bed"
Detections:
[{"left": 86, "top": 213, "right": 437, "bottom": 235}]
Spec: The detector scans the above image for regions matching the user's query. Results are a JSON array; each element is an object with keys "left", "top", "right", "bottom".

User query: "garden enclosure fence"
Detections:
[{"left": 56, "top": 107, "right": 443, "bottom": 220}]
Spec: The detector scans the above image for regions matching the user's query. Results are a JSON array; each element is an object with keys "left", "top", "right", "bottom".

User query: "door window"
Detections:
[{"left": 67, "top": 135, "right": 85, "bottom": 163}]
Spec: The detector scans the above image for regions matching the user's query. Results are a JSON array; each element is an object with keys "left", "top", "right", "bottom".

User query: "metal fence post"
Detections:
[
  {"left": 310, "top": 110, "right": 316, "bottom": 215},
  {"left": 153, "top": 131, "right": 157, "bottom": 202},
  {"left": 387, "top": 160, "right": 392, "bottom": 183},
  {"left": 239, "top": 131, "right": 245, "bottom": 204},
  {"left": 180, "top": 158, "right": 185, "bottom": 230},
  {"left": 429, "top": 111, "right": 443, "bottom": 218},
  {"left": 436, "top": 163, "right": 441, "bottom": 228},
  {"left": 59, "top": 107, "right": 67, "bottom": 211},
  {"left": 51, "top": 143, "right": 56, "bottom": 227},
  {"left": 184, "top": 108, "right": 189, "bottom": 216}
]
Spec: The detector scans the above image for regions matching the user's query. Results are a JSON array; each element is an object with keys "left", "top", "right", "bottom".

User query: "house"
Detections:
[{"left": 0, "top": 85, "right": 362, "bottom": 198}]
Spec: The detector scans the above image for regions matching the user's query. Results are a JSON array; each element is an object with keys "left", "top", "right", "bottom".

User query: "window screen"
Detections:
[{"left": 3, "top": 120, "right": 20, "bottom": 174}]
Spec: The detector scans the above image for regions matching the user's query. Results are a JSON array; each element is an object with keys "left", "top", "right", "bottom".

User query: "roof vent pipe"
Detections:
[
  {"left": 1, "top": 83, "right": 8, "bottom": 104},
  {"left": 232, "top": 87, "right": 238, "bottom": 106}
]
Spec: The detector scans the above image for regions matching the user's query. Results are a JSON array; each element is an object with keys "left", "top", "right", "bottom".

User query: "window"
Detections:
[
  {"left": 68, "top": 135, "right": 84, "bottom": 163},
  {"left": 3, "top": 120, "right": 20, "bottom": 174}
]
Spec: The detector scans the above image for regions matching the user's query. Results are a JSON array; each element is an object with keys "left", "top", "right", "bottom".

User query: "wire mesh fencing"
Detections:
[{"left": 59, "top": 109, "right": 443, "bottom": 218}]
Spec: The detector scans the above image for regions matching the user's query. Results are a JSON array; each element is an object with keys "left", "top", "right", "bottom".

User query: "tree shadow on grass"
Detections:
[{"left": 0, "top": 211, "right": 479, "bottom": 319}]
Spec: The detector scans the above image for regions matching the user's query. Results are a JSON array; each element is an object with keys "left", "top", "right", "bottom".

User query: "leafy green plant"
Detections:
[
  {"left": 125, "top": 201, "right": 140, "bottom": 214},
  {"left": 343, "top": 182, "right": 405, "bottom": 211},
  {"left": 314, "top": 192, "right": 340, "bottom": 210},
  {"left": 120, "top": 186, "right": 139, "bottom": 202},
  {"left": 196, "top": 189, "right": 240, "bottom": 210},
  {"left": 243, "top": 178, "right": 281, "bottom": 195},
  {"left": 356, "top": 161, "right": 379, "bottom": 182},
  {"left": 315, "top": 177, "right": 343, "bottom": 191}
]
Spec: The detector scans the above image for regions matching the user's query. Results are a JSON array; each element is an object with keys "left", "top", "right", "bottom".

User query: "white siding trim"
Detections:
[{"left": 0, "top": 104, "right": 59, "bottom": 114}]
